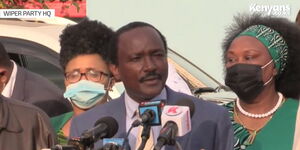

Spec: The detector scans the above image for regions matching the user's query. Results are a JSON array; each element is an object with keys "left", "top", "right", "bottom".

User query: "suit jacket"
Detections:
[
  {"left": 0, "top": 95, "right": 56, "bottom": 150},
  {"left": 70, "top": 87, "right": 234, "bottom": 150},
  {"left": 11, "top": 66, "right": 72, "bottom": 117}
]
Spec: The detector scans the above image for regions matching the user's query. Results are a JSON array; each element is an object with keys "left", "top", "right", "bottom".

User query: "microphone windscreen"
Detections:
[
  {"left": 175, "top": 98, "right": 195, "bottom": 117},
  {"left": 139, "top": 100, "right": 165, "bottom": 126},
  {"left": 94, "top": 116, "right": 119, "bottom": 138}
]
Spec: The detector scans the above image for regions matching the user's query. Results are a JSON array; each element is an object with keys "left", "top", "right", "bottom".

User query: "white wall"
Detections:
[{"left": 87, "top": 0, "right": 300, "bottom": 83}]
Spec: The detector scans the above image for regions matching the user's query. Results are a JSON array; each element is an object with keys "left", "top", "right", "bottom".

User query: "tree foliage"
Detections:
[{"left": 0, "top": 0, "right": 81, "bottom": 11}]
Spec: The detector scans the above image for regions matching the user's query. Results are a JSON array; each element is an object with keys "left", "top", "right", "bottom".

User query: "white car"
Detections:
[{"left": 0, "top": 18, "right": 235, "bottom": 104}]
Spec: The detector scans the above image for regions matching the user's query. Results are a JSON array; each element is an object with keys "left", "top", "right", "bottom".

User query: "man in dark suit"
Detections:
[
  {"left": 70, "top": 22, "right": 234, "bottom": 150},
  {"left": 0, "top": 95, "right": 56, "bottom": 150},
  {"left": 0, "top": 41, "right": 71, "bottom": 117}
]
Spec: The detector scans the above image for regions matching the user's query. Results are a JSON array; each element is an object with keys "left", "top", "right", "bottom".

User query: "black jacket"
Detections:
[{"left": 0, "top": 95, "right": 56, "bottom": 150}]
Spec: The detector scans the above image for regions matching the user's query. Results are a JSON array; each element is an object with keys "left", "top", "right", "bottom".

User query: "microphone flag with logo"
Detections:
[
  {"left": 154, "top": 98, "right": 195, "bottom": 150},
  {"left": 138, "top": 100, "right": 165, "bottom": 126}
]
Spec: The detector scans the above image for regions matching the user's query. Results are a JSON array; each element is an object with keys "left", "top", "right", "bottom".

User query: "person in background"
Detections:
[
  {"left": 0, "top": 95, "right": 56, "bottom": 150},
  {"left": 222, "top": 13, "right": 300, "bottom": 150},
  {"left": 70, "top": 21, "right": 234, "bottom": 150},
  {"left": 166, "top": 62, "right": 192, "bottom": 95},
  {"left": 50, "top": 18, "right": 116, "bottom": 145},
  {"left": 0, "top": 41, "right": 72, "bottom": 117},
  {"left": 294, "top": 10, "right": 300, "bottom": 150}
]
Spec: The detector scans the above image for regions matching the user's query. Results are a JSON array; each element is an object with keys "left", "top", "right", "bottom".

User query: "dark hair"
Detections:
[
  {"left": 0, "top": 41, "right": 12, "bottom": 68},
  {"left": 222, "top": 13, "right": 300, "bottom": 99},
  {"left": 59, "top": 18, "right": 114, "bottom": 71},
  {"left": 109, "top": 21, "right": 167, "bottom": 65}
]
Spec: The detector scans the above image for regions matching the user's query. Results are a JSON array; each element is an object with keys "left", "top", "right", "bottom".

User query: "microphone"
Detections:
[
  {"left": 136, "top": 100, "right": 165, "bottom": 126},
  {"left": 154, "top": 98, "right": 195, "bottom": 150},
  {"left": 140, "top": 109, "right": 155, "bottom": 124},
  {"left": 80, "top": 116, "right": 119, "bottom": 147},
  {"left": 137, "top": 125, "right": 151, "bottom": 150},
  {"left": 134, "top": 100, "right": 165, "bottom": 150}
]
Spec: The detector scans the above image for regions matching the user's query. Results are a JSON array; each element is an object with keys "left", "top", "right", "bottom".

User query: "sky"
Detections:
[{"left": 87, "top": 0, "right": 300, "bottom": 83}]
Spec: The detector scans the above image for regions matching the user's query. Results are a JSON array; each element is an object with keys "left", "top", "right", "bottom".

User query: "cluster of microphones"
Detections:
[{"left": 51, "top": 98, "right": 195, "bottom": 150}]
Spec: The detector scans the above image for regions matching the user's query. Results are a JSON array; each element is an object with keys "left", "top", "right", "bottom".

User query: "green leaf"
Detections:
[
  {"left": 8, "top": 0, "right": 15, "bottom": 4},
  {"left": 1, "top": 2, "right": 7, "bottom": 7},
  {"left": 72, "top": 1, "right": 80, "bottom": 12},
  {"left": 37, "top": 0, "right": 44, "bottom": 3},
  {"left": 42, "top": 3, "right": 49, "bottom": 9}
]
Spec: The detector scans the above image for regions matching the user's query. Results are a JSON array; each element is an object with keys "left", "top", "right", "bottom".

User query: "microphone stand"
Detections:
[
  {"left": 137, "top": 124, "right": 151, "bottom": 150},
  {"left": 154, "top": 122, "right": 177, "bottom": 150},
  {"left": 175, "top": 141, "right": 183, "bottom": 150}
]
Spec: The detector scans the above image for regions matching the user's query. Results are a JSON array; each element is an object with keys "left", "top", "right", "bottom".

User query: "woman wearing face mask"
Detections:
[
  {"left": 50, "top": 19, "right": 116, "bottom": 144},
  {"left": 222, "top": 14, "right": 300, "bottom": 150}
]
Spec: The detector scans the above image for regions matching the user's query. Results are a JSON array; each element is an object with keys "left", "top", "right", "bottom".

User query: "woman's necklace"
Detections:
[
  {"left": 236, "top": 92, "right": 283, "bottom": 118},
  {"left": 234, "top": 106, "right": 271, "bottom": 145},
  {"left": 234, "top": 92, "right": 285, "bottom": 145}
]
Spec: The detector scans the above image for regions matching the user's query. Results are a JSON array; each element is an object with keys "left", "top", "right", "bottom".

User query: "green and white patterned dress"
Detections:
[{"left": 224, "top": 98, "right": 299, "bottom": 150}]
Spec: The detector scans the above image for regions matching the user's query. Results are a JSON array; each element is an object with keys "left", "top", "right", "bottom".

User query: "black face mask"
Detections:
[{"left": 225, "top": 64, "right": 265, "bottom": 103}]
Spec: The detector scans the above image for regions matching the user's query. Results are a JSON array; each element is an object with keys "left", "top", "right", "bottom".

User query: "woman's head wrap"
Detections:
[{"left": 238, "top": 25, "right": 288, "bottom": 74}]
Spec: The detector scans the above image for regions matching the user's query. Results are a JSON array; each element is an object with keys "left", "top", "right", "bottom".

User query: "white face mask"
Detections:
[{"left": 63, "top": 80, "right": 106, "bottom": 109}]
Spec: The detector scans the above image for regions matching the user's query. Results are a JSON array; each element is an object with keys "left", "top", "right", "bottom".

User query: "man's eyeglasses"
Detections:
[{"left": 65, "top": 69, "right": 110, "bottom": 83}]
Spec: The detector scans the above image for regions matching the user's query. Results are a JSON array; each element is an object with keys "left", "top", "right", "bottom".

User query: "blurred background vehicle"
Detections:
[
  {"left": 0, "top": 18, "right": 68, "bottom": 89},
  {"left": 0, "top": 18, "right": 235, "bottom": 104}
]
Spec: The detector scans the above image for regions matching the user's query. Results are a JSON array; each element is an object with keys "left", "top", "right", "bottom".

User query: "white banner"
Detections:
[{"left": 0, "top": 9, "right": 55, "bottom": 18}]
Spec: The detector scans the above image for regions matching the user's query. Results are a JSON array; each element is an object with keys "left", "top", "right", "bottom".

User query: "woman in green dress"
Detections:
[
  {"left": 222, "top": 14, "right": 300, "bottom": 150},
  {"left": 50, "top": 18, "right": 116, "bottom": 144}
]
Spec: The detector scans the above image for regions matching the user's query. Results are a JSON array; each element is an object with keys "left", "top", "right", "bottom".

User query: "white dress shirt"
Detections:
[
  {"left": 125, "top": 88, "right": 166, "bottom": 150},
  {"left": 2, "top": 60, "right": 17, "bottom": 98}
]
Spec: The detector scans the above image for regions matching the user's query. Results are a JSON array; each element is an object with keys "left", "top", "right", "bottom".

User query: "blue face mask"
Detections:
[{"left": 64, "top": 80, "right": 106, "bottom": 109}]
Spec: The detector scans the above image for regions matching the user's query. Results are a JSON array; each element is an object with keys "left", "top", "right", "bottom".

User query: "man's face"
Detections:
[
  {"left": 114, "top": 26, "right": 168, "bottom": 102},
  {"left": 0, "top": 68, "right": 7, "bottom": 93}
]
